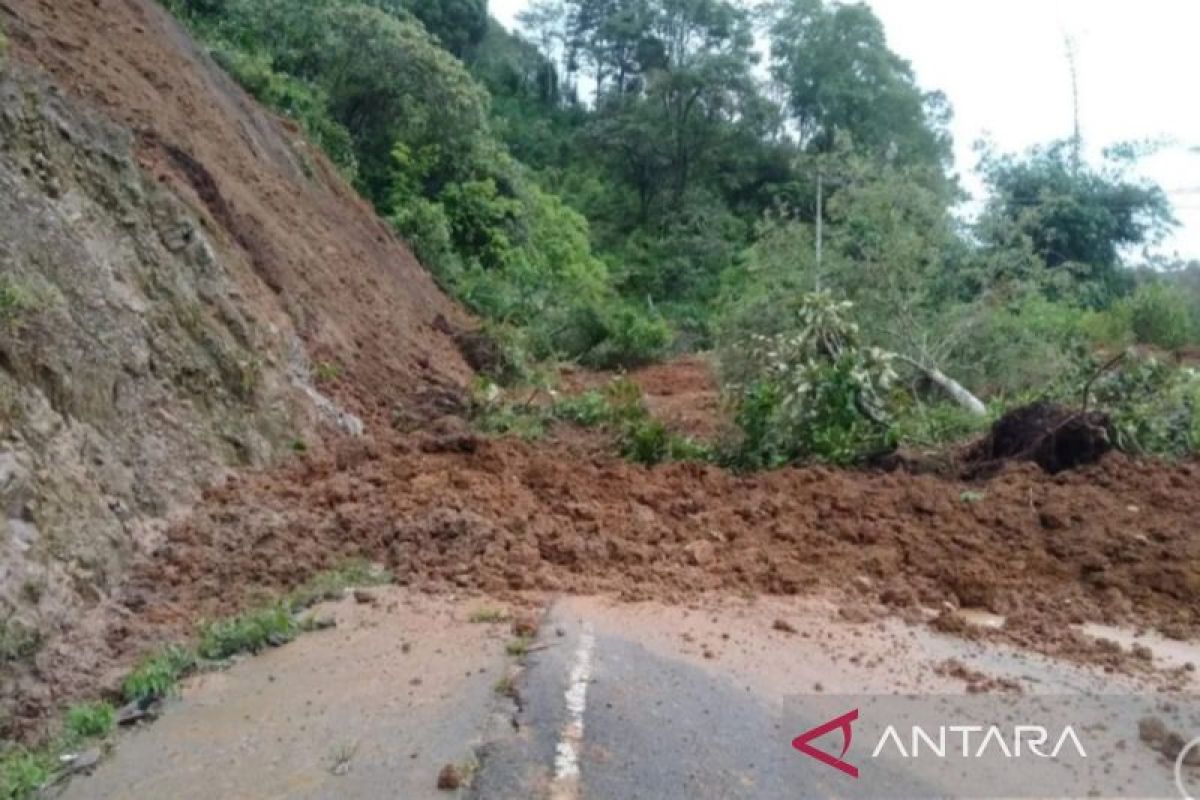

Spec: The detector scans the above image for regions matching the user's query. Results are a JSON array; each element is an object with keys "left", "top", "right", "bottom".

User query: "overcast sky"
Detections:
[{"left": 488, "top": 0, "right": 1200, "bottom": 260}]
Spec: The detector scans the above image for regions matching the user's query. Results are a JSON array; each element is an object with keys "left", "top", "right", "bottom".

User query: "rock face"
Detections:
[
  {"left": 0, "top": 0, "right": 470, "bottom": 734},
  {"left": 0, "top": 64, "right": 314, "bottom": 733}
]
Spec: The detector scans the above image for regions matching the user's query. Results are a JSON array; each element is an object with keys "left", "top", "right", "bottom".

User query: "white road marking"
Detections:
[{"left": 551, "top": 623, "right": 596, "bottom": 798}]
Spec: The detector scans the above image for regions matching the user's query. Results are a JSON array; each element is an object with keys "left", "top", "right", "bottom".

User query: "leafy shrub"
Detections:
[
  {"left": 722, "top": 293, "right": 897, "bottom": 467},
  {"left": 581, "top": 303, "right": 672, "bottom": 369},
  {"left": 64, "top": 702, "right": 115, "bottom": 740},
  {"left": 1124, "top": 282, "right": 1195, "bottom": 350},
  {"left": 620, "top": 418, "right": 710, "bottom": 466},
  {"left": 1091, "top": 356, "right": 1200, "bottom": 457},
  {"left": 550, "top": 390, "right": 611, "bottom": 426}
]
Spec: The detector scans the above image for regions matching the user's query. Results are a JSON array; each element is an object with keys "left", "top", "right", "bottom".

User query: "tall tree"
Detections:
[
  {"left": 977, "top": 140, "right": 1177, "bottom": 303},
  {"left": 767, "top": 0, "right": 951, "bottom": 171}
]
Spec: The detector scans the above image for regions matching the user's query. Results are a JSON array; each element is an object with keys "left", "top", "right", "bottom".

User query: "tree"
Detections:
[
  {"left": 767, "top": 0, "right": 951, "bottom": 172},
  {"left": 367, "top": 0, "right": 488, "bottom": 57},
  {"left": 977, "top": 140, "right": 1177, "bottom": 304}
]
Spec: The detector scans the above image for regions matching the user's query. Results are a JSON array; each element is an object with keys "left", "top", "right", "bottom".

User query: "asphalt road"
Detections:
[{"left": 55, "top": 592, "right": 1196, "bottom": 800}]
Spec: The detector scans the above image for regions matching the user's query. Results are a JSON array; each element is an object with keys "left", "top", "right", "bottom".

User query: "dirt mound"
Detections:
[
  {"left": 563, "top": 354, "right": 725, "bottom": 440},
  {"left": 968, "top": 401, "right": 1112, "bottom": 475}
]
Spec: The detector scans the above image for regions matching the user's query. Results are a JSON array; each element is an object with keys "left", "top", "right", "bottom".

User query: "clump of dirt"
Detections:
[
  {"left": 100, "top": 432, "right": 1195, "bottom": 669},
  {"left": 967, "top": 401, "right": 1111, "bottom": 475},
  {"left": 933, "top": 659, "right": 1023, "bottom": 694}
]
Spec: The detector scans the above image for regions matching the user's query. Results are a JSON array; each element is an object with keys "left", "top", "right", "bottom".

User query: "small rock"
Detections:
[
  {"left": 683, "top": 539, "right": 716, "bottom": 567},
  {"left": 1138, "top": 716, "right": 1168, "bottom": 747},
  {"left": 437, "top": 763, "right": 463, "bottom": 790},
  {"left": 837, "top": 604, "right": 874, "bottom": 624},
  {"left": 353, "top": 589, "right": 378, "bottom": 605},
  {"left": 1130, "top": 643, "right": 1153, "bottom": 661},
  {"left": 772, "top": 618, "right": 797, "bottom": 634},
  {"left": 60, "top": 747, "right": 102, "bottom": 775}
]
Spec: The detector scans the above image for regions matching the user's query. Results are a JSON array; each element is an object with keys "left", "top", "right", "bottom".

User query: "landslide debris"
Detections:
[{"left": 967, "top": 401, "right": 1112, "bottom": 475}]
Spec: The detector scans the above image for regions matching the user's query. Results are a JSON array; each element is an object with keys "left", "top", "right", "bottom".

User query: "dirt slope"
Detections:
[
  {"left": 2, "top": 0, "right": 471, "bottom": 419},
  {"left": 0, "top": 0, "right": 473, "bottom": 737}
]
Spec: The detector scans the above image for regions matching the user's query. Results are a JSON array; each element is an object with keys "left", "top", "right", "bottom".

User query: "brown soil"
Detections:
[
  {"left": 561, "top": 353, "right": 726, "bottom": 441},
  {"left": 4, "top": 0, "right": 1199, "bottom": 746},
  {"left": 3, "top": 0, "right": 472, "bottom": 424},
  {"left": 967, "top": 401, "right": 1112, "bottom": 475},
  {"left": 15, "top": 353, "right": 1200, "bottom": 736}
]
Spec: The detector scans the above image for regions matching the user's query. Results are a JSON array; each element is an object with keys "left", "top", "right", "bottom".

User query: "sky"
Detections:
[{"left": 488, "top": 0, "right": 1200, "bottom": 260}]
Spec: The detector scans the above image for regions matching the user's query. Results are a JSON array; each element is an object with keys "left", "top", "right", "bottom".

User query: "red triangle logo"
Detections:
[{"left": 791, "top": 708, "right": 859, "bottom": 778}]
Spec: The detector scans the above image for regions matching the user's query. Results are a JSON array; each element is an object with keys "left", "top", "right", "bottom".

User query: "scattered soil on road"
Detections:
[{"left": 124, "top": 413, "right": 1198, "bottom": 662}]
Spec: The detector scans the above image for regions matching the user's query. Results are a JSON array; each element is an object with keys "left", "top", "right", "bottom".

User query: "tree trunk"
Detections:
[{"left": 893, "top": 354, "right": 987, "bottom": 416}]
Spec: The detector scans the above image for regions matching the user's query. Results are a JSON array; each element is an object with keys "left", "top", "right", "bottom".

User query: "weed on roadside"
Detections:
[
  {"left": 197, "top": 604, "right": 296, "bottom": 661},
  {"left": 468, "top": 608, "right": 509, "bottom": 624},
  {"left": 288, "top": 559, "right": 392, "bottom": 611},
  {"left": 64, "top": 702, "right": 115, "bottom": 740},
  {"left": 122, "top": 644, "right": 196, "bottom": 704},
  {"left": 505, "top": 636, "right": 532, "bottom": 658}
]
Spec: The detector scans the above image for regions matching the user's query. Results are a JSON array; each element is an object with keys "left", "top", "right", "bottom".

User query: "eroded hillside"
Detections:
[{"left": 0, "top": 0, "right": 472, "bottom": 735}]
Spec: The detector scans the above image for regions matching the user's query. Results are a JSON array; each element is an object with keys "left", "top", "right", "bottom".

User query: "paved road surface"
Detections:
[{"left": 57, "top": 591, "right": 1193, "bottom": 799}]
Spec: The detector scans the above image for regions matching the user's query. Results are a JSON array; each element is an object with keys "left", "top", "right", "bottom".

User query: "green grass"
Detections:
[
  {"left": 197, "top": 604, "right": 296, "bottom": 661},
  {"left": 0, "top": 278, "right": 33, "bottom": 327},
  {"left": 0, "top": 699, "right": 116, "bottom": 799},
  {"left": 0, "top": 747, "right": 52, "bottom": 800},
  {"left": 468, "top": 608, "right": 509, "bottom": 624},
  {"left": 493, "top": 674, "right": 518, "bottom": 698},
  {"left": 313, "top": 361, "right": 342, "bottom": 384},
  {"left": 122, "top": 644, "right": 196, "bottom": 704},
  {"left": 287, "top": 559, "right": 392, "bottom": 611},
  {"left": 505, "top": 636, "right": 532, "bottom": 657},
  {"left": 63, "top": 701, "right": 114, "bottom": 739},
  {"left": 0, "top": 562, "right": 394, "bottom": 800}
]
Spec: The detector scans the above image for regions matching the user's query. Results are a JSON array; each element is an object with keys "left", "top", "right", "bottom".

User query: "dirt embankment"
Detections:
[{"left": 0, "top": 0, "right": 473, "bottom": 737}]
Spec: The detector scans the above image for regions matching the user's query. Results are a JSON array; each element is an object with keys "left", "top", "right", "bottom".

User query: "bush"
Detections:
[
  {"left": 0, "top": 748, "right": 50, "bottom": 800},
  {"left": 620, "top": 418, "right": 710, "bottom": 465},
  {"left": 1125, "top": 282, "right": 1195, "bottom": 350},
  {"left": 721, "top": 293, "right": 897, "bottom": 467},
  {"left": 1091, "top": 356, "right": 1200, "bottom": 457},
  {"left": 890, "top": 401, "right": 993, "bottom": 449},
  {"left": 581, "top": 302, "right": 672, "bottom": 369},
  {"left": 64, "top": 702, "right": 115, "bottom": 740}
]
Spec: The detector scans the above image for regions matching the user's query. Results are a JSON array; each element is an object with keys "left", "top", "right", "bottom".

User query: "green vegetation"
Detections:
[
  {"left": 287, "top": 559, "right": 392, "bottom": 610},
  {"left": 0, "top": 279, "right": 34, "bottom": 328},
  {"left": 313, "top": 361, "right": 342, "bottom": 384},
  {"left": 0, "top": 747, "right": 51, "bottom": 800},
  {"left": 0, "top": 699, "right": 117, "bottom": 799},
  {"left": 197, "top": 604, "right": 297, "bottom": 660},
  {"left": 468, "top": 607, "right": 510, "bottom": 624},
  {"left": 155, "top": 0, "right": 1198, "bottom": 465},
  {"left": 122, "top": 644, "right": 196, "bottom": 704},
  {"left": 472, "top": 376, "right": 709, "bottom": 465},
  {"left": 505, "top": 636, "right": 532, "bottom": 657},
  {"left": 64, "top": 702, "right": 115, "bottom": 740}
]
